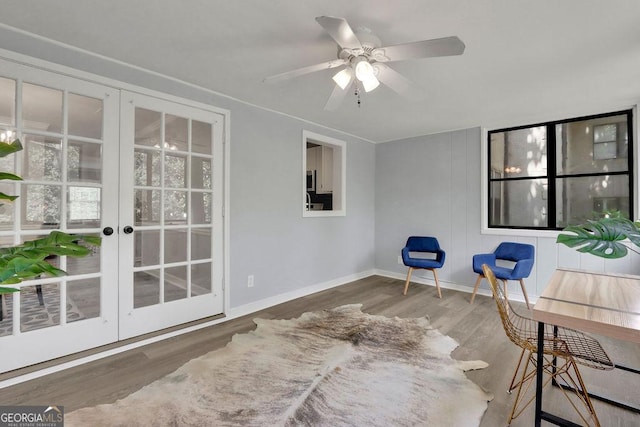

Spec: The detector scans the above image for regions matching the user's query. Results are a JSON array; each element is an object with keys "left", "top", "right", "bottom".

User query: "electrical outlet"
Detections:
[
  {"left": 397, "top": 255, "right": 403, "bottom": 264},
  {"left": 247, "top": 274, "right": 254, "bottom": 288}
]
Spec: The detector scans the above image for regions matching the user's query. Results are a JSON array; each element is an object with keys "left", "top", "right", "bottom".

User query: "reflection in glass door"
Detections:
[
  {"left": 0, "top": 61, "right": 119, "bottom": 373},
  {"left": 119, "top": 92, "right": 223, "bottom": 339}
]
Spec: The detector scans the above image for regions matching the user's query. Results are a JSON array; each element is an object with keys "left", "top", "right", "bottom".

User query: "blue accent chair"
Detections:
[
  {"left": 471, "top": 242, "right": 534, "bottom": 308},
  {"left": 401, "top": 236, "right": 446, "bottom": 297}
]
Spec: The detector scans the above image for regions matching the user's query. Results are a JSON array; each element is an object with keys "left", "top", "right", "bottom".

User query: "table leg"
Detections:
[{"left": 535, "top": 321, "right": 545, "bottom": 427}]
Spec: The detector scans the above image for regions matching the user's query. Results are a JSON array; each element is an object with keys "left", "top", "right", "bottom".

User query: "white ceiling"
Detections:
[{"left": 1, "top": 1, "right": 640, "bottom": 143}]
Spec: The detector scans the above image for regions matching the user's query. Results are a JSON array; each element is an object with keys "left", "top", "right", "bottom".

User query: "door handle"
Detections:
[
  {"left": 102, "top": 227, "right": 114, "bottom": 236},
  {"left": 123, "top": 226, "right": 134, "bottom": 234}
]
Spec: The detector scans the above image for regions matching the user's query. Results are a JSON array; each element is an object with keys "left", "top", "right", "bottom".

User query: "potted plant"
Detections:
[
  {"left": 0, "top": 137, "right": 100, "bottom": 297},
  {"left": 556, "top": 211, "right": 640, "bottom": 258}
]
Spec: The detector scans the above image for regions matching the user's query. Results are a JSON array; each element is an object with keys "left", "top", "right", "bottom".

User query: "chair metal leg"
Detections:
[
  {"left": 430, "top": 268, "right": 442, "bottom": 298},
  {"left": 470, "top": 274, "right": 483, "bottom": 304},
  {"left": 519, "top": 279, "right": 531, "bottom": 309},
  {"left": 403, "top": 267, "right": 414, "bottom": 295}
]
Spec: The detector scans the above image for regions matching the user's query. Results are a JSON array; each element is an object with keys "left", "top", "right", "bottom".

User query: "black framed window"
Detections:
[{"left": 488, "top": 110, "right": 633, "bottom": 230}]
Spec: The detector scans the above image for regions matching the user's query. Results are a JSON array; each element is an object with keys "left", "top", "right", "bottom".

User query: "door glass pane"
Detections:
[
  {"left": 67, "top": 278, "right": 100, "bottom": 322},
  {"left": 67, "top": 237, "right": 101, "bottom": 274},
  {"left": 67, "top": 186, "right": 101, "bottom": 229},
  {"left": 191, "top": 157, "right": 211, "bottom": 189},
  {"left": 0, "top": 77, "right": 15, "bottom": 126},
  {"left": 134, "top": 230, "right": 160, "bottom": 267},
  {"left": 135, "top": 189, "right": 161, "bottom": 226},
  {"left": 135, "top": 108, "right": 161, "bottom": 147},
  {"left": 68, "top": 141, "right": 102, "bottom": 183},
  {"left": 134, "top": 149, "right": 161, "bottom": 187},
  {"left": 21, "top": 184, "right": 62, "bottom": 229},
  {"left": 164, "top": 266, "right": 187, "bottom": 302},
  {"left": 22, "top": 134, "right": 62, "bottom": 181},
  {"left": 192, "top": 192, "right": 212, "bottom": 224},
  {"left": 134, "top": 270, "right": 160, "bottom": 308},
  {"left": 191, "top": 228, "right": 211, "bottom": 260},
  {"left": 165, "top": 191, "right": 187, "bottom": 223},
  {"left": 68, "top": 93, "right": 103, "bottom": 139},
  {"left": 191, "top": 263, "right": 212, "bottom": 296},
  {"left": 22, "top": 83, "right": 62, "bottom": 134},
  {"left": 192, "top": 120, "right": 212, "bottom": 155},
  {"left": 21, "top": 283, "right": 60, "bottom": 333},
  {"left": 164, "top": 153, "right": 187, "bottom": 188},
  {"left": 0, "top": 183, "right": 15, "bottom": 231},
  {"left": 164, "top": 229, "right": 187, "bottom": 263},
  {"left": 165, "top": 114, "right": 188, "bottom": 152}
]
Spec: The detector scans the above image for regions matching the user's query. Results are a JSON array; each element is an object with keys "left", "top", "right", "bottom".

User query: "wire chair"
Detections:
[{"left": 482, "top": 264, "right": 614, "bottom": 426}]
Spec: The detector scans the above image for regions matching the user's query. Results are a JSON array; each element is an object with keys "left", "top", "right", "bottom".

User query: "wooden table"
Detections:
[{"left": 532, "top": 268, "right": 640, "bottom": 426}]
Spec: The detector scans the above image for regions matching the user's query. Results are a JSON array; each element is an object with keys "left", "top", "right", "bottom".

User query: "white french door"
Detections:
[
  {"left": 0, "top": 62, "right": 225, "bottom": 373},
  {"left": 0, "top": 60, "right": 120, "bottom": 371},
  {"left": 118, "top": 91, "right": 224, "bottom": 339}
]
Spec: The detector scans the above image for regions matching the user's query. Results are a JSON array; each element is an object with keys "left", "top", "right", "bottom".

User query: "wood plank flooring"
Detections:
[{"left": 1, "top": 275, "right": 638, "bottom": 426}]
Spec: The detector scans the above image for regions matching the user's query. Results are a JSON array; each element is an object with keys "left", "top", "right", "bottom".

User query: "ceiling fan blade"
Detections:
[
  {"left": 264, "top": 58, "right": 348, "bottom": 83},
  {"left": 324, "top": 79, "right": 354, "bottom": 111},
  {"left": 374, "top": 63, "right": 425, "bottom": 100},
  {"left": 372, "top": 36, "right": 465, "bottom": 62},
  {"left": 315, "top": 16, "right": 362, "bottom": 50}
]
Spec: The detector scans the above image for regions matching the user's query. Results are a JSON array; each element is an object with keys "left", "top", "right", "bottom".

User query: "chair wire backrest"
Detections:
[
  {"left": 482, "top": 264, "right": 613, "bottom": 370},
  {"left": 482, "top": 264, "right": 536, "bottom": 352}
]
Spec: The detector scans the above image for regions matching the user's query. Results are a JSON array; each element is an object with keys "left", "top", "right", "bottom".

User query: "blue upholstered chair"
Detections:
[
  {"left": 401, "top": 236, "right": 446, "bottom": 297},
  {"left": 470, "top": 242, "right": 534, "bottom": 308}
]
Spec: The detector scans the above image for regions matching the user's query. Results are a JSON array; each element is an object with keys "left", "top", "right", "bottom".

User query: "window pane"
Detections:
[
  {"left": 0, "top": 77, "right": 16, "bottom": 126},
  {"left": 134, "top": 230, "right": 160, "bottom": 267},
  {"left": 164, "top": 266, "right": 187, "bottom": 302},
  {"left": 68, "top": 140, "right": 102, "bottom": 183},
  {"left": 135, "top": 189, "right": 161, "bottom": 226},
  {"left": 191, "top": 263, "right": 212, "bottom": 296},
  {"left": 22, "top": 134, "right": 62, "bottom": 181},
  {"left": 21, "top": 184, "right": 62, "bottom": 229},
  {"left": 68, "top": 93, "right": 103, "bottom": 139},
  {"left": 192, "top": 120, "right": 212, "bottom": 155},
  {"left": 191, "top": 157, "right": 211, "bottom": 189},
  {"left": 164, "top": 153, "right": 187, "bottom": 188},
  {"left": 165, "top": 114, "right": 188, "bottom": 152},
  {"left": 134, "top": 149, "right": 161, "bottom": 187},
  {"left": 165, "top": 190, "right": 187, "bottom": 223},
  {"left": 135, "top": 108, "right": 161, "bottom": 147},
  {"left": 191, "top": 228, "right": 211, "bottom": 260},
  {"left": 67, "top": 186, "right": 101, "bottom": 229},
  {"left": 490, "top": 179, "right": 548, "bottom": 227},
  {"left": 556, "top": 114, "right": 629, "bottom": 175},
  {"left": 164, "top": 229, "right": 187, "bottom": 263},
  {"left": 134, "top": 270, "right": 160, "bottom": 308},
  {"left": 67, "top": 278, "right": 100, "bottom": 322},
  {"left": 490, "top": 127, "right": 547, "bottom": 178},
  {"left": 556, "top": 175, "right": 630, "bottom": 227},
  {"left": 23, "top": 83, "right": 62, "bottom": 134}
]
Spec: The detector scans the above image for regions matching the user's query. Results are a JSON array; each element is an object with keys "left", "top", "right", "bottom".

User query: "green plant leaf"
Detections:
[
  {"left": 0, "top": 172, "right": 22, "bottom": 181},
  {"left": 556, "top": 217, "right": 640, "bottom": 259},
  {"left": 0, "top": 193, "right": 19, "bottom": 203},
  {"left": 0, "top": 139, "right": 22, "bottom": 158},
  {"left": 0, "top": 286, "right": 19, "bottom": 294}
]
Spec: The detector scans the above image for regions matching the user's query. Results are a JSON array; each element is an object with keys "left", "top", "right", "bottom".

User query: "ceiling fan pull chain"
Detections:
[{"left": 354, "top": 84, "right": 361, "bottom": 107}]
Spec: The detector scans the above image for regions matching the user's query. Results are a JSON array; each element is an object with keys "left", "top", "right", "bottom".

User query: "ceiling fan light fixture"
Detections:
[
  {"left": 354, "top": 58, "right": 374, "bottom": 82},
  {"left": 332, "top": 68, "right": 353, "bottom": 90},
  {"left": 362, "top": 75, "right": 380, "bottom": 92}
]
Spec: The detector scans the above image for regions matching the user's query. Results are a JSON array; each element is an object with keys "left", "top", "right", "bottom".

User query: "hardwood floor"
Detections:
[{"left": 0, "top": 275, "right": 638, "bottom": 426}]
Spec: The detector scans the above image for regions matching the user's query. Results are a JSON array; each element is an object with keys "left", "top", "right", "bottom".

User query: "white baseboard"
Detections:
[{"left": 373, "top": 269, "right": 536, "bottom": 306}]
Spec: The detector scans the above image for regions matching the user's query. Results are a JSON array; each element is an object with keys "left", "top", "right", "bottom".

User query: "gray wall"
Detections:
[{"left": 375, "top": 127, "right": 640, "bottom": 302}]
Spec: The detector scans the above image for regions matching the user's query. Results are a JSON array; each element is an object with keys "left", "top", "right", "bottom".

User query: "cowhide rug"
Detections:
[{"left": 67, "top": 304, "right": 493, "bottom": 426}]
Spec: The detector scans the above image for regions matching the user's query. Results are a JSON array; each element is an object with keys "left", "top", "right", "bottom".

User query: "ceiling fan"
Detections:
[{"left": 264, "top": 16, "right": 465, "bottom": 110}]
